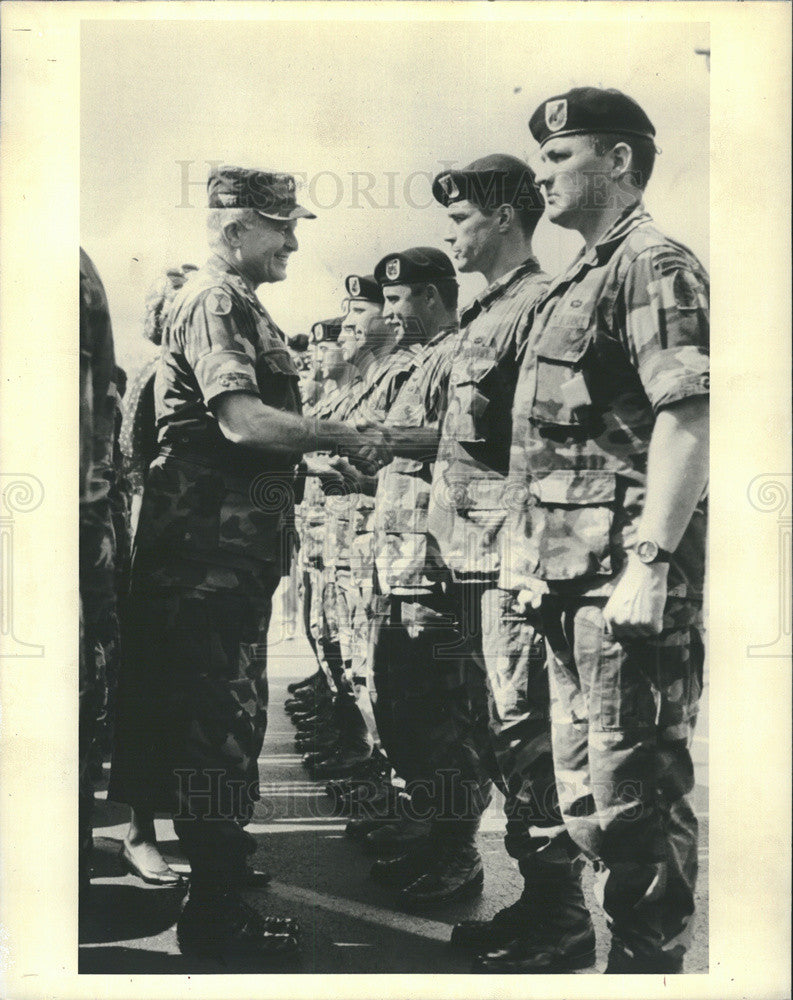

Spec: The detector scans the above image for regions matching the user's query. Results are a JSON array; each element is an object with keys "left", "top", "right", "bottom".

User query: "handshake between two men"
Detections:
[{"left": 305, "top": 418, "right": 442, "bottom": 497}]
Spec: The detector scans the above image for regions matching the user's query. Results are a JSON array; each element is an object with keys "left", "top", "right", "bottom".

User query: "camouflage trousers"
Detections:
[
  {"left": 317, "top": 566, "right": 378, "bottom": 745},
  {"left": 541, "top": 595, "right": 704, "bottom": 966},
  {"left": 480, "top": 588, "right": 581, "bottom": 865},
  {"left": 110, "top": 578, "right": 279, "bottom": 887},
  {"left": 369, "top": 588, "right": 493, "bottom": 835}
]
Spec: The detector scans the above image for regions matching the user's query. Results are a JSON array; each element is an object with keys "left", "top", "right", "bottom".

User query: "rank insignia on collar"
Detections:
[
  {"left": 385, "top": 258, "right": 401, "bottom": 281},
  {"left": 546, "top": 98, "right": 567, "bottom": 131},
  {"left": 206, "top": 288, "right": 233, "bottom": 316},
  {"left": 439, "top": 174, "right": 460, "bottom": 200}
]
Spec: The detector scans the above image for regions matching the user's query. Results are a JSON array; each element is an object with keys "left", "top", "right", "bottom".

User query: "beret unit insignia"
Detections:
[{"left": 545, "top": 98, "right": 568, "bottom": 131}]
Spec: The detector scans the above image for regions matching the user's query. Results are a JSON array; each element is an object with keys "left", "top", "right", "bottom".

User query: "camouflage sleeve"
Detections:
[
  {"left": 621, "top": 247, "right": 710, "bottom": 413},
  {"left": 383, "top": 363, "right": 416, "bottom": 414},
  {"left": 180, "top": 288, "right": 260, "bottom": 405}
]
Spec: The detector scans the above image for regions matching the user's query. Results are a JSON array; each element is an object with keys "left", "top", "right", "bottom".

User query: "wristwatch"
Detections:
[{"left": 633, "top": 539, "right": 674, "bottom": 565}]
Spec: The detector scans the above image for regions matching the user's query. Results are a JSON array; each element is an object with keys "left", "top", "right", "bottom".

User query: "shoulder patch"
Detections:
[
  {"left": 672, "top": 269, "right": 700, "bottom": 311},
  {"left": 205, "top": 288, "right": 233, "bottom": 316}
]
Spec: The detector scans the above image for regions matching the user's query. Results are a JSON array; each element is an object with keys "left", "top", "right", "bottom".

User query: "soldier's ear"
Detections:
[
  {"left": 610, "top": 142, "right": 633, "bottom": 182},
  {"left": 223, "top": 220, "right": 245, "bottom": 249},
  {"left": 496, "top": 203, "right": 515, "bottom": 232}
]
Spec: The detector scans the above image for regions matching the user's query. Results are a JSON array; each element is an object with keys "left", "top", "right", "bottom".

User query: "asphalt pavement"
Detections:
[{"left": 79, "top": 596, "right": 709, "bottom": 975}]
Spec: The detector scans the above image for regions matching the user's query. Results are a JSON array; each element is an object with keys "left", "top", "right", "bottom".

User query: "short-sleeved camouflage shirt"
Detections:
[
  {"left": 341, "top": 345, "right": 423, "bottom": 584},
  {"left": 373, "top": 327, "right": 458, "bottom": 593},
  {"left": 300, "top": 378, "right": 362, "bottom": 570},
  {"left": 427, "top": 258, "right": 549, "bottom": 578},
  {"left": 499, "top": 204, "right": 709, "bottom": 599},
  {"left": 131, "top": 255, "right": 302, "bottom": 594}
]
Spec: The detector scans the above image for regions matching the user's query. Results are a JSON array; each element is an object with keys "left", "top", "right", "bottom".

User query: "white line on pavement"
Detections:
[{"left": 267, "top": 881, "right": 453, "bottom": 942}]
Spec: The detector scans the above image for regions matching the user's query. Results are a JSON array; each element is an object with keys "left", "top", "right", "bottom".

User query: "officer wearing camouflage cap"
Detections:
[
  {"left": 109, "top": 166, "right": 391, "bottom": 964},
  {"left": 475, "top": 88, "right": 709, "bottom": 974}
]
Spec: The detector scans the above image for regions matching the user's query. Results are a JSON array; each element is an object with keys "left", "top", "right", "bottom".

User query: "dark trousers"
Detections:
[
  {"left": 110, "top": 578, "right": 279, "bottom": 888},
  {"left": 369, "top": 588, "right": 493, "bottom": 839}
]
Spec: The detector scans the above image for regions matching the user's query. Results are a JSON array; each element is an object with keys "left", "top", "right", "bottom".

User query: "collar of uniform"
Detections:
[
  {"left": 550, "top": 202, "right": 650, "bottom": 293},
  {"left": 589, "top": 201, "right": 650, "bottom": 265},
  {"left": 461, "top": 256, "right": 542, "bottom": 326},
  {"left": 206, "top": 253, "right": 262, "bottom": 304},
  {"left": 426, "top": 323, "right": 459, "bottom": 349}
]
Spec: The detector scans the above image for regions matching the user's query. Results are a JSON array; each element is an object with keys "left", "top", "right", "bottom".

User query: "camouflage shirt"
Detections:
[
  {"left": 343, "top": 346, "right": 423, "bottom": 583},
  {"left": 427, "top": 258, "right": 549, "bottom": 578},
  {"left": 300, "top": 379, "right": 361, "bottom": 569},
  {"left": 374, "top": 326, "right": 458, "bottom": 594},
  {"left": 131, "top": 255, "right": 302, "bottom": 594},
  {"left": 499, "top": 203, "right": 709, "bottom": 599}
]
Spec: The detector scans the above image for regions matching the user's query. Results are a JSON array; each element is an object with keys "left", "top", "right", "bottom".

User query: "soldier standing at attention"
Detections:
[
  {"left": 418, "top": 155, "right": 557, "bottom": 914},
  {"left": 109, "top": 166, "right": 391, "bottom": 963},
  {"left": 305, "top": 274, "right": 421, "bottom": 782},
  {"left": 477, "top": 89, "right": 709, "bottom": 974},
  {"left": 359, "top": 247, "right": 494, "bottom": 907}
]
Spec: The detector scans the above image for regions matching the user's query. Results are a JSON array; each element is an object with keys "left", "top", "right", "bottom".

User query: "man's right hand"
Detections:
[{"left": 342, "top": 422, "right": 393, "bottom": 473}]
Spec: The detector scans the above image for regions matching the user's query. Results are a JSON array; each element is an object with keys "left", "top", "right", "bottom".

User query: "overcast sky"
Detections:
[{"left": 81, "top": 16, "right": 709, "bottom": 375}]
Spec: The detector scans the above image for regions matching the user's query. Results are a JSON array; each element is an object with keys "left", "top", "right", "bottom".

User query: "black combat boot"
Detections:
[
  {"left": 450, "top": 894, "right": 532, "bottom": 952},
  {"left": 177, "top": 886, "right": 300, "bottom": 965},
  {"left": 400, "top": 832, "right": 484, "bottom": 908},
  {"left": 605, "top": 938, "right": 684, "bottom": 974},
  {"left": 370, "top": 844, "right": 436, "bottom": 888},
  {"left": 473, "top": 858, "right": 596, "bottom": 973},
  {"left": 286, "top": 669, "right": 325, "bottom": 696},
  {"left": 364, "top": 817, "right": 432, "bottom": 856},
  {"left": 307, "top": 741, "right": 373, "bottom": 780}
]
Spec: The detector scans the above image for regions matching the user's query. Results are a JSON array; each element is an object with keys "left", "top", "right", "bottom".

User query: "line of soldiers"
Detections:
[{"left": 103, "top": 85, "right": 709, "bottom": 972}]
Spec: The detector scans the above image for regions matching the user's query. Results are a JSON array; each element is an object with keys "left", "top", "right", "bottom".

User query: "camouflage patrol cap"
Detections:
[
  {"left": 374, "top": 247, "right": 457, "bottom": 287},
  {"left": 432, "top": 154, "right": 543, "bottom": 213},
  {"left": 529, "top": 87, "right": 656, "bottom": 147},
  {"left": 344, "top": 274, "right": 384, "bottom": 305},
  {"left": 310, "top": 317, "right": 344, "bottom": 344},
  {"left": 207, "top": 165, "right": 317, "bottom": 221}
]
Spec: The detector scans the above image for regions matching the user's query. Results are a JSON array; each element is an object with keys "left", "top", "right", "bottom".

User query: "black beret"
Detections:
[
  {"left": 374, "top": 247, "right": 457, "bottom": 287},
  {"left": 432, "top": 153, "right": 543, "bottom": 213},
  {"left": 310, "top": 317, "right": 344, "bottom": 344},
  {"left": 288, "top": 333, "right": 310, "bottom": 352},
  {"left": 344, "top": 274, "right": 384, "bottom": 305},
  {"left": 529, "top": 87, "right": 655, "bottom": 147},
  {"left": 207, "top": 165, "right": 316, "bottom": 220}
]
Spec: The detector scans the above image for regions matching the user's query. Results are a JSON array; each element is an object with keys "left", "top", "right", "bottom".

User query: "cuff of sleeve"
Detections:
[{"left": 651, "top": 373, "right": 710, "bottom": 413}]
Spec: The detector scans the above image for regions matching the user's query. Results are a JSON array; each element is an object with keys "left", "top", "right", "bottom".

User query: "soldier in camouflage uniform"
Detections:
[
  {"left": 475, "top": 89, "right": 709, "bottom": 974},
  {"left": 299, "top": 317, "right": 376, "bottom": 766},
  {"left": 361, "top": 247, "right": 497, "bottom": 907},
  {"left": 108, "top": 166, "right": 391, "bottom": 963},
  {"left": 79, "top": 248, "right": 120, "bottom": 900},
  {"left": 408, "top": 158, "right": 560, "bottom": 921},
  {"left": 306, "top": 273, "right": 421, "bottom": 782}
]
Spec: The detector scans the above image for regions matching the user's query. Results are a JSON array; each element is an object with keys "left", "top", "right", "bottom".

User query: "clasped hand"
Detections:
[{"left": 338, "top": 420, "right": 393, "bottom": 474}]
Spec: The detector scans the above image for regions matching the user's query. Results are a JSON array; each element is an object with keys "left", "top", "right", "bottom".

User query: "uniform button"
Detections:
[{"left": 185, "top": 532, "right": 193, "bottom": 541}]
